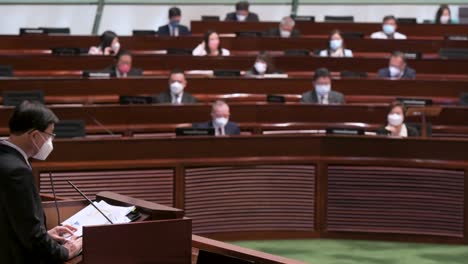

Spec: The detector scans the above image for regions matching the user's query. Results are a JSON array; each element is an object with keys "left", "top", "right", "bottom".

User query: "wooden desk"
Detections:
[{"left": 32, "top": 135, "right": 468, "bottom": 245}]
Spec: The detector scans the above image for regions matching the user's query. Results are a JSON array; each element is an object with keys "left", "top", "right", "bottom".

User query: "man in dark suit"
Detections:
[
  {"left": 225, "top": 1, "right": 259, "bottom": 22},
  {"left": 0, "top": 101, "right": 82, "bottom": 263},
  {"left": 300, "top": 68, "right": 345, "bottom": 104},
  {"left": 157, "top": 7, "right": 191, "bottom": 36},
  {"left": 264, "top": 16, "right": 301, "bottom": 38},
  {"left": 105, "top": 50, "right": 143, "bottom": 78},
  {"left": 193, "top": 100, "right": 240, "bottom": 136},
  {"left": 377, "top": 51, "right": 416, "bottom": 79},
  {"left": 155, "top": 69, "right": 197, "bottom": 104}
]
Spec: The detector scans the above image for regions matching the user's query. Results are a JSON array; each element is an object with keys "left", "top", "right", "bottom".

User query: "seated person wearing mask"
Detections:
[
  {"left": 225, "top": 1, "right": 259, "bottom": 22},
  {"left": 300, "top": 68, "right": 345, "bottom": 105},
  {"left": 0, "top": 101, "right": 82, "bottom": 263},
  {"left": 435, "top": 4, "right": 456, "bottom": 24},
  {"left": 89, "top": 30, "right": 121, "bottom": 55},
  {"left": 264, "top": 16, "right": 301, "bottom": 38},
  {"left": 371, "top": 15, "right": 407, "bottom": 40},
  {"left": 245, "top": 51, "right": 281, "bottom": 77},
  {"left": 193, "top": 100, "right": 241, "bottom": 136},
  {"left": 105, "top": 50, "right": 143, "bottom": 78},
  {"left": 155, "top": 69, "right": 197, "bottom": 104},
  {"left": 192, "top": 31, "right": 230, "bottom": 56},
  {"left": 158, "top": 7, "right": 191, "bottom": 36},
  {"left": 377, "top": 101, "right": 419, "bottom": 137},
  {"left": 319, "top": 30, "right": 353, "bottom": 58},
  {"left": 377, "top": 51, "right": 416, "bottom": 79}
]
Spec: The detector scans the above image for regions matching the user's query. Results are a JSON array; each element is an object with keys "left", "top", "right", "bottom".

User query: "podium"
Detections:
[
  {"left": 406, "top": 106, "right": 442, "bottom": 138},
  {"left": 42, "top": 192, "right": 192, "bottom": 264}
]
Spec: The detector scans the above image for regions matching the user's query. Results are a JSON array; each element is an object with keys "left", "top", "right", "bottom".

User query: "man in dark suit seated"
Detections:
[
  {"left": 225, "top": 1, "right": 259, "bottom": 22},
  {"left": 264, "top": 16, "right": 301, "bottom": 38},
  {"left": 0, "top": 101, "right": 82, "bottom": 263},
  {"left": 300, "top": 68, "right": 345, "bottom": 105},
  {"left": 193, "top": 100, "right": 241, "bottom": 136},
  {"left": 104, "top": 50, "right": 143, "bottom": 78},
  {"left": 377, "top": 51, "right": 416, "bottom": 79},
  {"left": 158, "top": 7, "right": 191, "bottom": 36},
  {"left": 155, "top": 69, "right": 197, "bottom": 104}
]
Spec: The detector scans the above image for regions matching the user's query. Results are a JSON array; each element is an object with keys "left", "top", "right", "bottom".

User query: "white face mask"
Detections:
[
  {"left": 32, "top": 134, "right": 53, "bottom": 160},
  {"left": 330, "top": 39, "right": 343, "bottom": 50},
  {"left": 279, "top": 30, "right": 291, "bottom": 38},
  {"left": 388, "top": 113, "right": 404, "bottom": 127},
  {"left": 170, "top": 81, "right": 184, "bottom": 95},
  {"left": 315, "top": 84, "right": 331, "bottom": 96},
  {"left": 383, "top": 24, "right": 395, "bottom": 35},
  {"left": 254, "top": 62, "right": 267, "bottom": 74},
  {"left": 214, "top": 117, "right": 228, "bottom": 127},
  {"left": 440, "top": 16, "right": 450, "bottom": 24},
  {"left": 389, "top": 66, "right": 401, "bottom": 77},
  {"left": 236, "top": 14, "right": 247, "bottom": 21},
  {"left": 111, "top": 42, "right": 120, "bottom": 53}
]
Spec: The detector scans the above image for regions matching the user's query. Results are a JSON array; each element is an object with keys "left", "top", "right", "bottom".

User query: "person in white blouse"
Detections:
[
  {"left": 192, "top": 31, "right": 230, "bottom": 56},
  {"left": 370, "top": 15, "right": 407, "bottom": 40},
  {"left": 319, "top": 30, "right": 353, "bottom": 58},
  {"left": 88, "top": 30, "right": 121, "bottom": 55}
]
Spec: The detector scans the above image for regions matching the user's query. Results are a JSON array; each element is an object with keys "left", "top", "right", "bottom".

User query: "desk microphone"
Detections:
[
  {"left": 84, "top": 109, "right": 115, "bottom": 136},
  {"left": 66, "top": 180, "right": 114, "bottom": 224},
  {"left": 48, "top": 172, "right": 61, "bottom": 225}
]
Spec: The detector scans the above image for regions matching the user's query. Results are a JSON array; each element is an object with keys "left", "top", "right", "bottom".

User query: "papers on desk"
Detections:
[{"left": 62, "top": 200, "right": 135, "bottom": 237}]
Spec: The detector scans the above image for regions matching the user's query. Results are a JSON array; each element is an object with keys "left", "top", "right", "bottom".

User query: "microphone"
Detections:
[
  {"left": 66, "top": 180, "right": 114, "bottom": 224},
  {"left": 83, "top": 109, "right": 115, "bottom": 136},
  {"left": 48, "top": 172, "right": 61, "bottom": 225}
]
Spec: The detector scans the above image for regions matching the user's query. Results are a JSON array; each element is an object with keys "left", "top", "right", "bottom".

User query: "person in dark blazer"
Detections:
[
  {"left": 225, "top": 1, "right": 259, "bottom": 22},
  {"left": 377, "top": 51, "right": 416, "bottom": 79},
  {"left": 300, "top": 68, "right": 345, "bottom": 104},
  {"left": 264, "top": 16, "right": 301, "bottom": 38},
  {"left": 193, "top": 100, "right": 240, "bottom": 136},
  {"left": 0, "top": 101, "right": 82, "bottom": 264},
  {"left": 155, "top": 69, "right": 197, "bottom": 104},
  {"left": 157, "top": 7, "right": 191, "bottom": 36},
  {"left": 376, "top": 101, "right": 419, "bottom": 137},
  {"left": 104, "top": 50, "right": 143, "bottom": 78}
]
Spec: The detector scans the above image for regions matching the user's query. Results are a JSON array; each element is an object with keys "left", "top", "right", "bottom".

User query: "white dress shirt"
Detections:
[
  {"left": 317, "top": 93, "right": 329, "bottom": 105},
  {"left": 192, "top": 43, "right": 231, "bottom": 56},
  {"left": 171, "top": 92, "right": 183, "bottom": 104},
  {"left": 370, "top": 31, "right": 407, "bottom": 39}
]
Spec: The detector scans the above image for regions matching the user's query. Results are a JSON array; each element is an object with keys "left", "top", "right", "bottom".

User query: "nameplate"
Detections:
[{"left": 326, "top": 128, "right": 365, "bottom": 136}]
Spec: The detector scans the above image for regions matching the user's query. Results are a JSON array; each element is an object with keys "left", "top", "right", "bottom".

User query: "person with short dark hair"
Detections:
[
  {"left": 158, "top": 7, "right": 191, "bottom": 36},
  {"left": 88, "top": 30, "right": 120, "bottom": 55},
  {"left": 0, "top": 101, "right": 82, "bottom": 263},
  {"left": 377, "top": 51, "right": 416, "bottom": 79},
  {"left": 371, "top": 15, "right": 407, "bottom": 39},
  {"left": 225, "top": 1, "right": 259, "bottom": 22},
  {"left": 300, "top": 68, "right": 345, "bottom": 104},
  {"left": 193, "top": 100, "right": 240, "bottom": 136},
  {"left": 154, "top": 69, "right": 197, "bottom": 104},
  {"left": 264, "top": 16, "right": 300, "bottom": 38},
  {"left": 435, "top": 4, "right": 454, "bottom": 24},
  {"left": 192, "top": 31, "right": 230, "bottom": 56},
  {"left": 319, "top": 30, "right": 353, "bottom": 58},
  {"left": 377, "top": 101, "right": 419, "bottom": 137},
  {"left": 104, "top": 50, "right": 143, "bottom": 78},
  {"left": 245, "top": 51, "right": 282, "bottom": 77}
]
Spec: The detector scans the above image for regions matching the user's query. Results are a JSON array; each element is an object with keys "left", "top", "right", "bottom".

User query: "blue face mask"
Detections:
[
  {"left": 169, "top": 20, "right": 180, "bottom": 27},
  {"left": 383, "top": 24, "right": 395, "bottom": 35},
  {"left": 329, "top": 39, "right": 343, "bottom": 50}
]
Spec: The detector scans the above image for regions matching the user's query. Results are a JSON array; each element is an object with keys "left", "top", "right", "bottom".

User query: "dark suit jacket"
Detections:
[
  {"left": 154, "top": 90, "right": 198, "bottom": 104},
  {"left": 263, "top": 27, "right": 301, "bottom": 37},
  {"left": 377, "top": 66, "right": 416, "bottom": 79},
  {"left": 157, "top": 24, "right": 191, "bottom": 36},
  {"left": 225, "top": 12, "right": 259, "bottom": 22},
  {"left": 105, "top": 65, "right": 143, "bottom": 77},
  {"left": 193, "top": 120, "right": 241, "bottom": 135},
  {"left": 300, "top": 90, "right": 346, "bottom": 104},
  {"left": 376, "top": 125, "right": 420, "bottom": 137},
  {"left": 0, "top": 143, "right": 68, "bottom": 264}
]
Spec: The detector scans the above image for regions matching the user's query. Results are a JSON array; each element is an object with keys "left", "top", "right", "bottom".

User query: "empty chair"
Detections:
[
  {"left": 3, "top": 90, "right": 44, "bottom": 106},
  {"left": 0, "top": 65, "right": 13, "bottom": 77},
  {"left": 397, "top": 18, "right": 417, "bottom": 24},
  {"left": 54, "top": 120, "right": 86, "bottom": 138},
  {"left": 201, "top": 16, "right": 220, "bottom": 21},
  {"left": 324, "top": 16, "right": 354, "bottom": 23},
  {"left": 439, "top": 48, "right": 468, "bottom": 59}
]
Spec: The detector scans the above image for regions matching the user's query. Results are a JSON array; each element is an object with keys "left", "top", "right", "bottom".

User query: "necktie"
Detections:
[{"left": 218, "top": 127, "right": 223, "bottom": 136}]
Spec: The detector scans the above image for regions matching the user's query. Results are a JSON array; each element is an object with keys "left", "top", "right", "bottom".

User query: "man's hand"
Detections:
[
  {"left": 64, "top": 236, "right": 83, "bottom": 259},
  {"left": 48, "top": 225, "right": 77, "bottom": 243}
]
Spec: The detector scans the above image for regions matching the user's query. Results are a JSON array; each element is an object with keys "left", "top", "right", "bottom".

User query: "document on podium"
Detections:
[{"left": 62, "top": 200, "right": 135, "bottom": 237}]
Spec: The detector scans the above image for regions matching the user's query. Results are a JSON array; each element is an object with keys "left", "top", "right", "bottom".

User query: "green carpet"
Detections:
[{"left": 233, "top": 239, "right": 468, "bottom": 264}]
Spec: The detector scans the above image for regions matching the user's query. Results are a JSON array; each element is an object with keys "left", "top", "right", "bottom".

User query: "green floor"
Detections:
[{"left": 233, "top": 239, "right": 468, "bottom": 264}]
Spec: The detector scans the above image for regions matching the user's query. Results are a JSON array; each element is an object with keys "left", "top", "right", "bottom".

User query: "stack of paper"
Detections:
[{"left": 62, "top": 200, "right": 135, "bottom": 237}]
